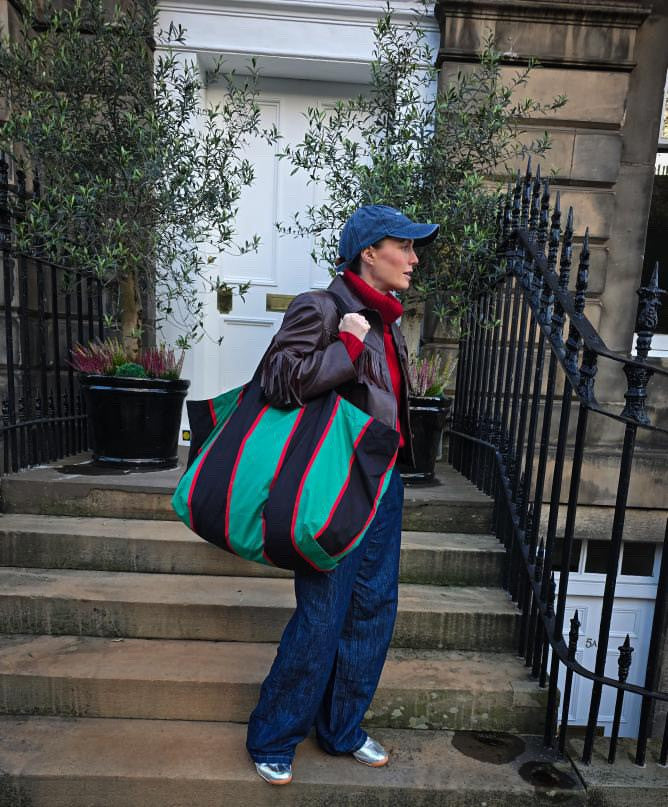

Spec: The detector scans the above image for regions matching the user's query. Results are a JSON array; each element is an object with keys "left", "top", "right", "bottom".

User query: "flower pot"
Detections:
[
  {"left": 398, "top": 395, "right": 452, "bottom": 485},
  {"left": 79, "top": 374, "right": 190, "bottom": 469}
]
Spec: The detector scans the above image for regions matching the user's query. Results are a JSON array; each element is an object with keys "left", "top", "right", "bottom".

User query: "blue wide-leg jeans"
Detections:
[{"left": 246, "top": 469, "right": 404, "bottom": 764}]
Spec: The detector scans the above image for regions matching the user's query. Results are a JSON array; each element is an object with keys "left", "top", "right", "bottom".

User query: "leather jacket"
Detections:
[{"left": 259, "top": 274, "right": 414, "bottom": 466}]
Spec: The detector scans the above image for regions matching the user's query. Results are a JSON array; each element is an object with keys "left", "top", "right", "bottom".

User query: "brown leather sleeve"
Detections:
[{"left": 259, "top": 292, "right": 357, "bottom": 407}]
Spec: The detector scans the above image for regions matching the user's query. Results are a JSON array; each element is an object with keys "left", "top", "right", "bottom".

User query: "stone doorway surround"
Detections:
[{"left": 157, "top": 0, "right": 440, "bottom": 83}]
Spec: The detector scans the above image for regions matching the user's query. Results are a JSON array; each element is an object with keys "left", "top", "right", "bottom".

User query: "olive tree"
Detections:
[
  {"left": 0, "top": 0, "right": 277, "bottom": 351},
  {"left": 279, "top": 1, "right": 565, "bottom": 337}
]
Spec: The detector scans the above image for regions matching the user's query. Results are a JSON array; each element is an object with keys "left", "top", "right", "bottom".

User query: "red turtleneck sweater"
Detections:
[{"left": 338, "top": 269, "right": 405, "bottom": 446}]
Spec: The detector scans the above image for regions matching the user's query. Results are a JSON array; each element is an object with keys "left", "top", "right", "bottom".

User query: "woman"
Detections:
[{"left": 246, "top": 204, "right": 439, "bottom": 785}]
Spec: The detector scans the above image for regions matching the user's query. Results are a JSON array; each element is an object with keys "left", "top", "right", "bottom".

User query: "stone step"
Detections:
[
  {"left": 0, "top": 457, "right": 493, "bottom": 533},
  {"left": 0, "top": 716, "right": 585, "bottom": 807},
  {"left": 0, "top": 635, "right": 545, "bottom": 734},
  {"left": 0, "top": 568, "right": 519, "bottom": 651},
  {"left": 0, "top": 514, "right": 504, "bottom": 587}
]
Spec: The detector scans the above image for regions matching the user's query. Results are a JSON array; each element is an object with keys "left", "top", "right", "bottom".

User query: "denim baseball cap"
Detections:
[{"left": 336, "top": 204, "right": 439, "bottom": 270}]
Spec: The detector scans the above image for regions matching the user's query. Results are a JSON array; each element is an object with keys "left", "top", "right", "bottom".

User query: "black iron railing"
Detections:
[
  {"left": 450, "top": 161, "right": 668, "bottom": 766},
  {"left": 0, "top": 153, "right": 104, "bottom": 473}
]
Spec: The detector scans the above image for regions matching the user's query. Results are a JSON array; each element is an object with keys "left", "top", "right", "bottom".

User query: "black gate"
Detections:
[
  {"left": 0, "top": 153, "right": 104, "bottom": 473},
  {"left": 450, "top": 161, "right": 668, "bottom": 766}
]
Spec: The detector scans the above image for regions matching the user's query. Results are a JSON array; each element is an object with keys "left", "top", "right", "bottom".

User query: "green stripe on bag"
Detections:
[
  {"left": 212, "top": 387, "right": 242, "bottom": 425},
  {"left": 171, "top": 385, "right": 243, "bottom": 522},
  {"left": 227, "top": 406, "right": 302, "bottom": 564},
  {"left": 293, "top": 400, "right": 371, "bottom": 567}
]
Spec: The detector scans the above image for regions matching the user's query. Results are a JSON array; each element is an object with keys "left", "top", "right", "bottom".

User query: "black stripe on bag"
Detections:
[
  {"left": 318, "top": 419, "right": 399, "bottom": 557},
  {"left": 186, "top": 399, "right": 215, "bottom": 469},
  {"left": 189, "top": 380, "right": 267, "bottom": 552},
  {"left": 262, "top": 391, "right": 339, "bottom": 572}
]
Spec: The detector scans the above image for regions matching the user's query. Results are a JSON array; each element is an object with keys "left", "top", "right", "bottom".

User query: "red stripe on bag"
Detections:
[
  {"left": 290, "top": 397, "right": 341, "bottom": 570},
  {"left": 208, "top": 399, "right": 217, "bottom": 426},
  {"left": 224, "top": 404, "right": 271, "bottom": 554},
  {"left": 261, "top": 407, "right": 306, "bottom": 565},
  {"left": 313, "top": 417, "right": 372, "bottom": 543},
  {"left": 332, "top": 448, "right": 398, "bottom": 558},
  {"left": 187, "top": 387, "right": 244, "bottom": 530}
]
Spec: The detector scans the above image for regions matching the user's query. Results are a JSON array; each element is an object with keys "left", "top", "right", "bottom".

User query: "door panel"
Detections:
[
  {"left": 219, "top": 317, "right": 275, "bottom": 393},
  {"left": 222, "top": 100, "right": 281, "bottom": 287},
  {"left": 558, "top": 595, "right": 654, "bottom": 737}
]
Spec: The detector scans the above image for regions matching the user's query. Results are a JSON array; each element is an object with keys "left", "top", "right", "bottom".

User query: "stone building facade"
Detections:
[
  {"left": 436, "top": 0, "right": 668, "bottom": 513},
  {"left": 435, "top": 0, "right": 668, "bottom": 733}
]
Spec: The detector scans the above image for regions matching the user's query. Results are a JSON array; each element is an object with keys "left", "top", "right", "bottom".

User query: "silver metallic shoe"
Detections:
[
  {"left": 254, "top": 762, "right": 293, "bottom": 785},
  {"left": 352, "top": 736, "right": 389, "bottom": 767}
]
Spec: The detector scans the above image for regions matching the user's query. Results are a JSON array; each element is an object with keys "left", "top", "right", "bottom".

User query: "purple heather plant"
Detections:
[
  {"left": 407, "top": 353, "right": 457, "bottom": 397},
  {"left": 70, "top": 339, "right": 184, "bottom": 380},
  {"left": 70, "top": 339, "right": 125, "bottom": 376},
  {"left": 140, "top": 346, "right": 185, "bottom": 381}
]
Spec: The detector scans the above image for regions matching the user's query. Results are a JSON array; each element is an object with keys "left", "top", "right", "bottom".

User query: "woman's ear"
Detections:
[{"left": 360, "top": 245, "right": 375, "bottom": 265}]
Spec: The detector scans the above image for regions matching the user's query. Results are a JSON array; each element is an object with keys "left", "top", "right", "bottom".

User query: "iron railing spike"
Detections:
[
  {"left": 565, "top": 206, "right": 574, "bottom": 235},
  {"left": 546, "top": 194, "right": 562, "bottom": 283},
  {"left": 522, "top": 168, "right": 533, "bottom": 229},
  {"left": 650, "top": 260, "right": 660, "bottom": 291},
  {"left": 546, "top": 572, "right": 556, "bottom": 618},
  {"left": 570, "top": 610, "right": 581, "bottom": 645},
  {"left": 562, "top": 235, "right": 590, "bottom": 378},
  {"left": 608, "top": 636, "right": 634, "bottom": 763},
  {"left": 574, "top": 231, "right": 590, "bottom": 316},
  {"left": 512, "top": 172, "right": 522, "bottom": 233},
  {"left": 536, "top": 180, "right": 551, "bottom": 254},
  {"left": 621, "top": 262, "right": 665, "bottom": 422}
]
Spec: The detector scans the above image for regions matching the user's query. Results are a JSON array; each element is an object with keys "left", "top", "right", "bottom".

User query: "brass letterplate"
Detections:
[
  {"left": 217, "top": 287, "right": 233, "bottom": 314},
  {"left": 266, "top": 293, "right": 295, "bottom": 312}
]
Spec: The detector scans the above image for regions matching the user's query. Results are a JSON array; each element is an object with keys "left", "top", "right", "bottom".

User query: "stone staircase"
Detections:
[{"left": 0, "top": 458, "right": 585, "bottom": 806}]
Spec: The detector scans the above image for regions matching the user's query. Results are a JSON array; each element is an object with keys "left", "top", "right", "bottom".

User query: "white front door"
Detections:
[
  {"left": 168, "top": 76, "right": 363, "bottom": 429},
  {"left": 555, "top": 539, "right": 660, "bottom": 738}
]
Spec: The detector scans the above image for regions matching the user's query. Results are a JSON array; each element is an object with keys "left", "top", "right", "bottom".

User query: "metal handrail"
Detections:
[{"left": 450, "top": 428, "right": 668, "bottom": 703}]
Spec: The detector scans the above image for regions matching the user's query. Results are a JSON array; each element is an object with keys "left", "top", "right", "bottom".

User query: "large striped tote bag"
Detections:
[{"left": 171, "top": 377, "right": 399, "bottom": 573}]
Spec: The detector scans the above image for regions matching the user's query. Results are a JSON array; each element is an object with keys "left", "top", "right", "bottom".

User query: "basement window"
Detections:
[
  {"left": 620, "top": 543, "right": 656, "bottom": 577},
  {"left": 551, "top": 539, "right": 582, "bottom": 573},
  {"left": 581, "top": 540, "right": 657, "bottom": 577},
  {"left": 584, "top": 541, "right": 609, "bottom": 574}
]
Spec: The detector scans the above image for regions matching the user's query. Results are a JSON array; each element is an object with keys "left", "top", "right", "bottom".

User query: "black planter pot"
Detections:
[
  {"left": 398, "top": 395, "right": 452, "bottom": 485},
  {"left": 79, "top": 374, "right": 190, "bottom": 469}
]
